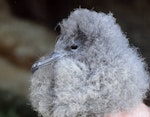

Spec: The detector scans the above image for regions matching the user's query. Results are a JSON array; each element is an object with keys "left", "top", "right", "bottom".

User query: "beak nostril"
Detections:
[{"left": 31, "top": 62, "right": 39, "bottom": 73}]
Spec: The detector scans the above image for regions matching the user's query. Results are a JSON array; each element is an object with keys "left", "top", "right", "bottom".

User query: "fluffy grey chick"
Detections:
[{"left": 30, "top": 8, "right": 149, "bottom": 117}]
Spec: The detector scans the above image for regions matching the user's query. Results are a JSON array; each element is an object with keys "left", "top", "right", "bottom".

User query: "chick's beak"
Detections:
[{"left": 31, "top": 52, "right": 63, "bottom": 73}]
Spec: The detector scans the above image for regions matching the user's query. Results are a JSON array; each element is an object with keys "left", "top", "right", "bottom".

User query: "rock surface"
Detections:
[
  {"left": 0, "top": 57, "right": 30, "bottom": 96},
  {"left": 0, "top": 0, "right": 56, "bottom": 96},
  {"left": 0, "top": 17, "right": 56, "bottom": 69}
]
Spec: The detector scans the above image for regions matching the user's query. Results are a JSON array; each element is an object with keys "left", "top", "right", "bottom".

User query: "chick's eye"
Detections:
[{"left": 70, "top": 44, "right": 78, "bottom": 50}]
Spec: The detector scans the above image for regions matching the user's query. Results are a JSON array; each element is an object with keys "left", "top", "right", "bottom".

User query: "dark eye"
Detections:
[{"left": 70, "top": 44, "right": 78, "bottom": 50}]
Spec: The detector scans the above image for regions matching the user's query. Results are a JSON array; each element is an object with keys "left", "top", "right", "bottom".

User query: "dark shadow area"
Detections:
[{"left": 0, "top": 90, "right": 38, "bottom": 117}]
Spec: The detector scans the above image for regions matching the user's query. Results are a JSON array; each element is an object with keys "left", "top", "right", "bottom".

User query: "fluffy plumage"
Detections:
[{"left": 30, "top": 8, "right": 149, "bottom": 117}]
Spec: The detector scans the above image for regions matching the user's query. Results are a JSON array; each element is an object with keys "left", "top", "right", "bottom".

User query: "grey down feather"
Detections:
[{"left": 30, "top": 8, "right": 150, "bottom": 117}]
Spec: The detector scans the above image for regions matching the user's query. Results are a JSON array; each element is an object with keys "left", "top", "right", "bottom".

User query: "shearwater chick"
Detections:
[{"left": 30, "top": 8, "right": 150, "bottom": 117}]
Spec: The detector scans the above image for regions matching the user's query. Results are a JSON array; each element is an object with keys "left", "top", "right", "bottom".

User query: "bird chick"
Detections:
[{"left": 30, "top": 8, "right": 149, "bottom": 117}]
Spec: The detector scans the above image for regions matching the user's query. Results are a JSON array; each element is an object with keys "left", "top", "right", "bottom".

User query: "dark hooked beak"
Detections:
[{"left": 31, "top": 52, "right": 64, "bottom": 73}]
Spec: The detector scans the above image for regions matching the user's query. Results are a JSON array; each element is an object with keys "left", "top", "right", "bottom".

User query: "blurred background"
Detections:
[{"left": 0, "top": 0, "right": 150, "bottom": 117}]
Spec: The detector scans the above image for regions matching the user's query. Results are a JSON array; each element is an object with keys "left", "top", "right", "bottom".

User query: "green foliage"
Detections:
[
  {"left": 0, "top": 109, "right": 19, "bottom": 117},
  {"left": 0, "top": 90, "right": 38, "bottom": 117}
]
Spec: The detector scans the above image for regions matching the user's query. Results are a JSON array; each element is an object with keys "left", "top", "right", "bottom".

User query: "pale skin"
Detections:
[{"left": 107, "top": 103, "right": 150, "bottom": 117}]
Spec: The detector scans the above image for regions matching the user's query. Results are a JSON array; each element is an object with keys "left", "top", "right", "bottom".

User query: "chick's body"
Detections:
[{"left": 30, "top": 9, "right": 149, "bottom": 117}]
